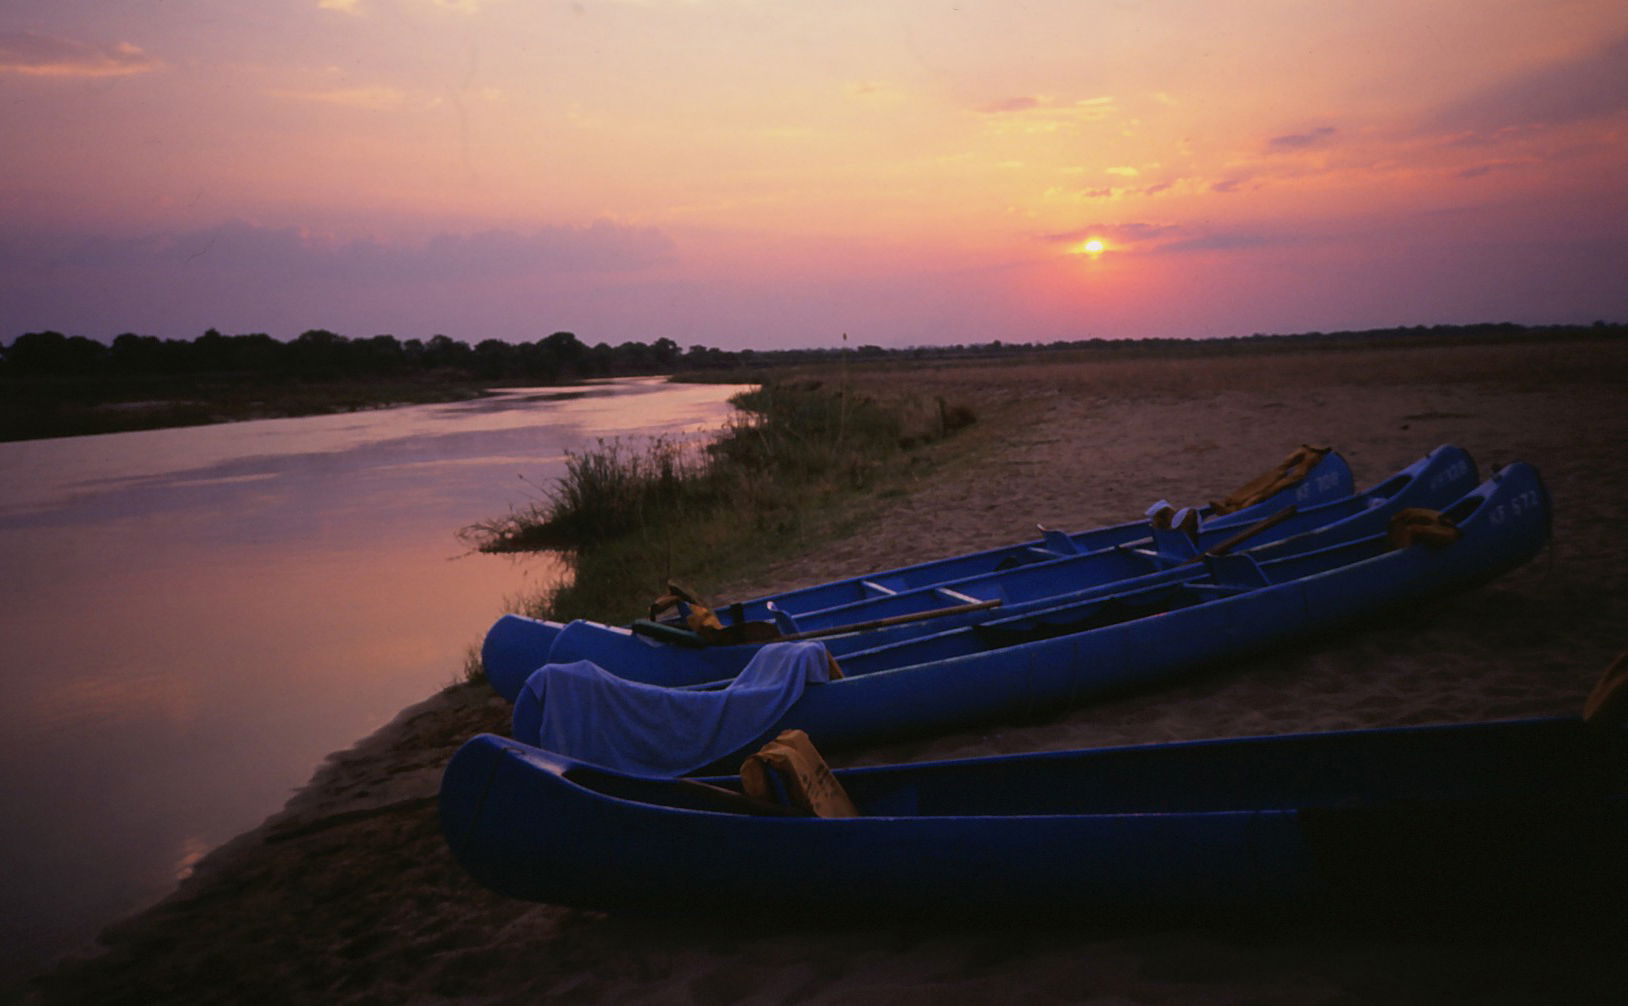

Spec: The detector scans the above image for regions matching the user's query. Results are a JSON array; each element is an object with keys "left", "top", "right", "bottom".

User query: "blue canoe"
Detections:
[
  {"left": 510, "top": 462, "right": 1550, "bottom": 769},
  {"left": 441, "top": 715, "right": 1628, "bottom": 915},
  {"left": 680, "top": 444, "right": 1353, "bottom": 623},
  {"left": 483, "top": 445, "right": 1474, "bottom": 698}
]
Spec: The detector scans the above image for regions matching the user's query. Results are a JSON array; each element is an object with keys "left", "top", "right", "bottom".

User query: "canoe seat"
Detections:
[
  {"left": 1040, "top": 527, "right": 1079, "bottom": 555},
  {"left": 1149, "top": 504, "right": 1201, "bottom": 561},
  {"left": 1202, "top": 553, "right": 1272, "bottom": 591},
  {"left": 766, "top": 602, "right": 800, "bottom": 635}
]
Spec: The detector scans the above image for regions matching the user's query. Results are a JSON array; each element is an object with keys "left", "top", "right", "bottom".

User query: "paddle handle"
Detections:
[{"left": 779, "top": 598, "right": 1002, "bottom": 641}]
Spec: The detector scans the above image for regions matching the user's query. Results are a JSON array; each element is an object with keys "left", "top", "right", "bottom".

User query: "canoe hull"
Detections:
[{"left": 441, "top": 717, "right": 1628, "bottom": 915}]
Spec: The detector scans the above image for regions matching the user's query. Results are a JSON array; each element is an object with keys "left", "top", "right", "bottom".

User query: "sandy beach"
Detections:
[{"left": 24, "top": 338, "right": 1628, "bottom": 1005}]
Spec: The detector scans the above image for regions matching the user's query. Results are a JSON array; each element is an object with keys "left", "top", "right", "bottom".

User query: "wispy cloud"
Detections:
[
  {"left": 1154, "top": 231, "right": 1280, "bottom": 253},
  {"left": 315, "top": 0, "right": 494, "bottom": 16},
  {"left": 973, "top": 95, "right": 1117, "bottom": 133},
  {"left": 0, "top": 31, "right": 161, "bottom": 78},
  {"left": 54, "top": 219, "right": 677, "bottom": 281},
  {"left": 1426, "top": 35, "right": 1628, "bottom": 137},
  {"left": 1040, "top": 221, "right": 1299, "bottom": 256},
  {"left": 1454, "top": 158, "right": 1545, "bottom": 180},
  {"left": 847, "top": 80, "right": 908, "bottom": 102},
  {"left": 266, "top": 84, "right": 412, "bottom": 110},
  {"left": 1267, "top": 125, "right": 1337, "bottom": 151},
  {"left": 1041, "top": 222, "right": 1181, "bottom": 247},
  {"left": 1078, "top": 176, "right": 1202, "bottom": 200}
]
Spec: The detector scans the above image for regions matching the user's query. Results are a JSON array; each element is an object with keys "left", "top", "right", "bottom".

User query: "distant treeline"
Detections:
[
  {"left": 0, "top": 329, "right": 688, "bottom": 383},
  {"left": 2, "top": 320, "right": 1622, "bottom": 383}
]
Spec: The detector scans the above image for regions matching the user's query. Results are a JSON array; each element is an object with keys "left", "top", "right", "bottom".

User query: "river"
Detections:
[{"left": 0, "top": 378, "right": 745, "bottom": 979}]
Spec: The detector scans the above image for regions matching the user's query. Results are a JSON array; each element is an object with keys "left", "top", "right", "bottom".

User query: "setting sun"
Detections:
[{"left": 1083, "top": 239, "right": 1106, "bottom": 254}]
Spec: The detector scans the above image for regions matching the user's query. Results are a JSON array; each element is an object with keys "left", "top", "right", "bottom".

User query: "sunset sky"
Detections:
[{"left": 3, "top": 1, "right": 1626, "bottom": 349}]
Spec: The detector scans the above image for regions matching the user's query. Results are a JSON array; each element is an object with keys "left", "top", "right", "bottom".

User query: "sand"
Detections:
[{"left": 22, "top": 339, "right": 1628, "bottom": 1004}]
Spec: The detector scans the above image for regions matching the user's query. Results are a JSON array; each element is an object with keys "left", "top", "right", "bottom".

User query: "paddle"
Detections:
[
  {"left": 1583, "top": 650, "right": 1628, "bottom": 728},
  {"left": 777, "top": 598, "right": 1003, "bottom": 641},
  {"left": 1177, "top": 504, "right": 1298, "bottom": 566},
  {"left": 669, "top": 778, "right": 813, "bottom": 817},
  {"left": 634, "top": 597, "right": 1004, "bottom": 646}
]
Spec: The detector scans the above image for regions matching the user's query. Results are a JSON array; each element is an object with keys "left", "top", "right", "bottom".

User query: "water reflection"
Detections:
[
  {"left": 0, "top": 377, "right": 745, "bottom": 980},
  {"left": 0, "top": 379, "right": 737, "bottom": 522}
]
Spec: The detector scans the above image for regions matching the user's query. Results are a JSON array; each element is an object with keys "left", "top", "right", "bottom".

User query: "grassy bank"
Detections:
[{"left": 461, "top": 379, "right": 978, "bottom": 629}]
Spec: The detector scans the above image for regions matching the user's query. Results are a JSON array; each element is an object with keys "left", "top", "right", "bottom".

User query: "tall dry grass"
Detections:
[{"left": 462, "top": 380, "right": 978, "bottom": 624}]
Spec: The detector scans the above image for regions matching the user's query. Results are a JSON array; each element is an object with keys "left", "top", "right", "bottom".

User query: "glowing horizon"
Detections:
[{"left": 3, "top": 1, "right": 1626, "bottom": 349}]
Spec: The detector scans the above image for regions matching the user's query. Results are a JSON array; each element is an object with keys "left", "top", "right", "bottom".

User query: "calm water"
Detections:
[{"left": 0, "top": 378, "right": 744, "bottom": 977}]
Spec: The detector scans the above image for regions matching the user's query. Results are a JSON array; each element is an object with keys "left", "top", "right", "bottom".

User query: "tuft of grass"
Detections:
[
  {"left": 462, "top": 379, "right": 978, "bottom": 625},
  {"left": 463, "top": 435, "right": 707, "bottom": 553},
  {"left": 443, "top": 642, "right": 488, "bottom": 692}
]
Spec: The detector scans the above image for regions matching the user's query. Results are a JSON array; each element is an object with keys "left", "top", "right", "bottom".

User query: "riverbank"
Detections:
[{"left": 24, "top": 337, "right": 1628, "bottom": 1004}]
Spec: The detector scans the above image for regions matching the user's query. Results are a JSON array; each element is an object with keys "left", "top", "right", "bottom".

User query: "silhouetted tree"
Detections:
[
  {"left": 287, "top": 329, "right": 349, "bottom": 377},
  {"left": 111, "top": 333, "right": 167, "bottom": 373},
  {"left": 4, "top": 331, "right": 108, "bottom": 375},
  {"left": 422, "top": 334, "right": 473, "bottom": 371},
  {"left": 651, "top": 337, "right": 681, "bottom": 367}
]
